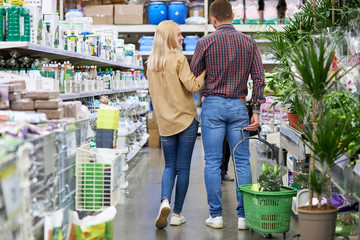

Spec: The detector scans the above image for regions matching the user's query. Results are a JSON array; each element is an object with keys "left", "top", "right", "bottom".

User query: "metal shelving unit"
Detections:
[
  {"left": 280, "top": 124, "right": 310, "bottom": 172},
  {"left": 0, "top": 42, "right": 143, "bottom": 70},
  {"left": 95, "top": 24, "right": 285, "bottom": 34},
  {"left": 60, "top": 87, "right": 149, "bottom": 100},
  {"left": 139, "top": 51, "right": 195, "bottom": 56}
]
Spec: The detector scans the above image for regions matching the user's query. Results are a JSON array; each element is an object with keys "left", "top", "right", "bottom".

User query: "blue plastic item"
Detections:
[
  {"left": 139, "top": 36, "right": 154, "bottom": 51},
  {"left": 148, "top": 2, "right": 167, "bottom": 25},
  {"left": 184, "top": 36, "right": 199, "bottom": 51},
  {"left": 168, "top": 1, "right": 187, "bottom": 24}
]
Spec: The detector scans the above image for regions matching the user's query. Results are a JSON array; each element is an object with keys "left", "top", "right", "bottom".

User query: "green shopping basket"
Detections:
[{"left": 232, "top": 129, "right": 297, "bottom": 239}]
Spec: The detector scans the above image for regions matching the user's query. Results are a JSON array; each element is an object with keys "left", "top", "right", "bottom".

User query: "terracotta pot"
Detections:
[
  {"left": 288, "top": 113, "right": 301, "bottom": 131},
  {"left": 297, "top": 206, "right": 338, "bottom": 240}
]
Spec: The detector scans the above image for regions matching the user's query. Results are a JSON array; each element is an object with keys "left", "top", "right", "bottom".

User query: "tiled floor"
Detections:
[{"left": 114, "top": 137, "right": 299, "bottom": 240}]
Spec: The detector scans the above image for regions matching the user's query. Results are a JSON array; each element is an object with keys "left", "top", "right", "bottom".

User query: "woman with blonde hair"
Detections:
[{"left": 147, "top": 20, "right": 206, "bottom": 229}]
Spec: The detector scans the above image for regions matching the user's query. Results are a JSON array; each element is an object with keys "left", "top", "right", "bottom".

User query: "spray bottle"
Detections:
[
  {"left": 0, "top": 0, "right": 6, "bottom": 41},
  {"left": 7, "top": 0, "right": 21, "bottom": 41}
]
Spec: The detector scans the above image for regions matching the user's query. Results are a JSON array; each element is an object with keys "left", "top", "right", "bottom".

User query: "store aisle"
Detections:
[{"left": 114, "top": 137, "right": 298, "bottom": 240}]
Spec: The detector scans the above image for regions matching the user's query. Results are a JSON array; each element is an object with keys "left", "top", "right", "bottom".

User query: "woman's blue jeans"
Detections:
[
  {"left": 160, "top": 118, "right": 198, "bottom": 213},
  {"left": 201, "top": 96, "right": 251, "bottom": 218}
]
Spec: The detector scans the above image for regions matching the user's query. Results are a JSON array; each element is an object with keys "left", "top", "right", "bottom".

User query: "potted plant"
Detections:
[{"left": 288, "top": 35, "right": 358, "bottom": 240}]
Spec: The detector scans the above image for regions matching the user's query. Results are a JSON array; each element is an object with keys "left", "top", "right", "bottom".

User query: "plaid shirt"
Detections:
[{"left": 190, "top": 24, "right": 266, "bottom": 111}]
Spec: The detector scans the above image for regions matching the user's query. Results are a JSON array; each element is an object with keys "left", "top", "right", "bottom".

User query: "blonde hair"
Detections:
[{"left": 147, "top": 20, "right": 182, "bottom": 71}]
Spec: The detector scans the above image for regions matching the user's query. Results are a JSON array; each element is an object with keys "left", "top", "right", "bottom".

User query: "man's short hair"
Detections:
[{"left": 209, "top": 0, "right": 233, "bottom": 22}]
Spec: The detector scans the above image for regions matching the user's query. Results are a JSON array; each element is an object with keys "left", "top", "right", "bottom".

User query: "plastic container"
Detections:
[
  {"left": 7, "top": 0, "right": 21, "bottom": 41},
  {"left": 148, "top": 2, "right": 167, "bottom": 25},
  {"left": 184, "top": 36, "right": 199, "bottom": 51},
  {"left": 76, "top": 144, "right": 121, "bottom": 211},
  {"left": 0, "top": 0, "right": 6, "bottom": 41},
  {"left": 232, "top": 129, "right": 296, "bottom": 238},
  {"left": 139, "top": 36, "right": 154, "bottom": 51},
  {"left": 239, "top": 184, "right": 297, "bottom": 237},
  {"left": 65, "top": 9, "right": 83, "bottom": 21},
  {"left": 20, "top": 1, "right": 30, "bottom": 42},
  {"left": 168, "top": 1, "right": 187, "bottom": 24}
]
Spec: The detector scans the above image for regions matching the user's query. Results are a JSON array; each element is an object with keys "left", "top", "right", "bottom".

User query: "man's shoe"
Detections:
[
  {"left": 155, "top": 201, "right": 171, "bottom": 229},
  {"left": 238, "top": 217, "right": 248, "bottom": 230},
  {"left": 222, "top": 173, "right": 234, "bottom": 181},
  {"left": 170, "top": 213, "right": 186, "bottom": 226},
  {"left": 205, "top": 216, "right": 223, "bottom": 229}
]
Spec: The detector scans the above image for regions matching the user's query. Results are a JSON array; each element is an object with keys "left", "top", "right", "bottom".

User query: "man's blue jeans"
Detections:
[
  {"left": 160, "top": 118, "right": 198, "bottom": 213},
  {"left": 201, "top": 96, "right": 251, "bottom": 218}
]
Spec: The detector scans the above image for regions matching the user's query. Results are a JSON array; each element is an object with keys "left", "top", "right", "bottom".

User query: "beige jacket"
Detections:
[{"left": 147, "top": 51, "right": 204, "bottom": 136}]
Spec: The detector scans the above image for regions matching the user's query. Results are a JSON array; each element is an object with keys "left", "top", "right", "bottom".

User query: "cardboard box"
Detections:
[
  {"left": 148, "top": 128, "right": 161, "bottom": 148},
  {"left": 190, "top": 9, "right": 204, "bottom": 17},
  {"left": 147, "top": 111, "right": 158, "bottom": 129},
  {"left": 85, "top": 5, "right": 114, "bottom": 25},
  {"left": 114, "top": 4, "right": 143, "bottom": 25}
]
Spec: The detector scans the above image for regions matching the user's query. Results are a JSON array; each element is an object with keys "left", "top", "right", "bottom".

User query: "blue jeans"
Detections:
[
  {"left": 160, "top": 118, "right": 198, "bottom": 213},
  {"left": 201, "top": 96, "right": 251, "bottom": 218}
]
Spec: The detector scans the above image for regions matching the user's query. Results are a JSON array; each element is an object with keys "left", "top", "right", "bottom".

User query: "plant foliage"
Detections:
[{"left": 258, "top": 164, "right": 282, "bottom": 191}]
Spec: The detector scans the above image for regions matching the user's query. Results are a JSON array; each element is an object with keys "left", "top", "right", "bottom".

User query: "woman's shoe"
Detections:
[
  {"left": 155, "top": 200, "right": 171, "bottom": 229},
  {"left": 170, "top": 213, "right": 186, "bottom": 226}
]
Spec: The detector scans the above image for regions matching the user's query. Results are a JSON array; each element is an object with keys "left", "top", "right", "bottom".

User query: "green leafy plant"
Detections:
[
  {"left": 288, "top": 34, "right": 357, "bottom": 209},
  {"left": 324, "top": 90, "right": 360, "bottom": 158},
  {"left": 302, "top": 111, "right": 358, "bottom": 209},
  {"left": 258, "top": 164, "right": 282, "bottom": 192}
]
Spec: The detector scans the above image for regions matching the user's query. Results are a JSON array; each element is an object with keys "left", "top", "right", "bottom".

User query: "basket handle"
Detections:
[{"left": 232, "top": 128, "right": 279, "bottom": 191}]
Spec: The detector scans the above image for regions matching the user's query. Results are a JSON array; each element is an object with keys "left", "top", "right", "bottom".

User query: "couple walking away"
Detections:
[{"left": 146, "top": 0, "right": 266, "bottom": 230}]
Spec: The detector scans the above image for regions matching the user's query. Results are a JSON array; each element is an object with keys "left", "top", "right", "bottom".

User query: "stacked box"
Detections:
[{"left": 147, "top": 111, "right": 160, "bottom": 148}]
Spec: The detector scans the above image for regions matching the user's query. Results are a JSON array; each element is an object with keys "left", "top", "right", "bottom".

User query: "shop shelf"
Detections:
[
  {"left": 94, "top": 24, "right": 207, "bottom": 33},
  {"left": 209, "top": 24, "right": 286, "bottom": 33},
  {"left": 0, "top": 42, "right": 143, "bottom": 70},
  {"left": 280, "top": 124, "right": 310, "bottom": 161},
  {"left": 60, "top": 87, "right": 149, "bottom": 100}
]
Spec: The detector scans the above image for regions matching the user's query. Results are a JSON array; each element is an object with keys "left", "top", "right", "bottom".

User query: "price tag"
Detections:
[{"left": 0, "top": 165, "right": 22, "bottom": 219}]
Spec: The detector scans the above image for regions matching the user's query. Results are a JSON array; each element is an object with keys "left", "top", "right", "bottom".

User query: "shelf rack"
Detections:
[
  {"left": 95, "top": 24, "right": 286, "bottom": 34},
  {"left": 0, "top": 42, "right": 143, "bottom": 70},
  {"left": 60, "top": 87, "right": 149, "bottom": 100}
]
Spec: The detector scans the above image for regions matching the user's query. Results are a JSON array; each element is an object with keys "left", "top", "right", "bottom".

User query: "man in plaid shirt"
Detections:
[{"left": 190, "top": 0, "right": 265, "bottom": 230}]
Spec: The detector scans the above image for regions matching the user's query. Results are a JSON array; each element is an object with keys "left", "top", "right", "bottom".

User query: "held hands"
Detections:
[{"left": 245, "top": 113, "right": 260, "bottom": 132}]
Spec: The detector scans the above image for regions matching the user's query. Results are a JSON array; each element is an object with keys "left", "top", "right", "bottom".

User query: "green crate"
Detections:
[{"left": 239, "top": 184, "right": 297, "bottom": 234}]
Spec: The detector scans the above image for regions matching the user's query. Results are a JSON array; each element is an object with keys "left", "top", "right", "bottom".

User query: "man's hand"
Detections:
[{"left": 245, "top": 113, "right": 260, "bottom": 132}]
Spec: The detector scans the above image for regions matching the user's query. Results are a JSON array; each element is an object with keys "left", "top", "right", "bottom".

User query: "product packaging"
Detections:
[
  {"left": 67, "top": 206, "right": 116, "bottom": 240},
  {"left": 11, "top": 99, "right": 35, "bottom": 110},
  {"left": 35, "top": 99, "right": 62, "bottom": 109}
]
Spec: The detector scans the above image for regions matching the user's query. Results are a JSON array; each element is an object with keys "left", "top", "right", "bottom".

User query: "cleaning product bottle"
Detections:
[
  {"left": 97, "top": 68, "right": 103, "bottom": 91},
  {"left": 20, "top": 0, "right": 30, "bottom": 42},
  {"left": 92, "top": 66, "right": 98, "bottom": 91},
  {"left": 67, "top": 31, "right": 78, "bottom": 52},
  {"left": 0, "top": 0, "right": 6, "bottom": 41},
  {"left": 59, "top": 63, "right": 65, "bottom": 93},
  {"left": 109, "top": 68, "right": 114, "bottom": 89},
  {"left": 7, "top": 0, "right": 21, "bottom": 41},
  {"left": 19, "top": 66, "right": 26, "bottom": 76},
  {"left": 103, "top": 68, "right": 109, "bottom": 90},
  {"left": 115, "top": 70, "right": 121, "bottom": 89},
  {"left": 74, "top": 69, "right": 82, "bottom": 93}
]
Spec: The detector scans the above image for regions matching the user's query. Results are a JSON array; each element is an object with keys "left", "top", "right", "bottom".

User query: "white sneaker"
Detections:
[
  {"left": 205, "top": 216, "right": 223, "bottom": 229},
  {"left": 155, "top": 201, "right": 171, "bottom": 229},
  {"left": 170, "top": 213, "right": 186, "bottom": 226},
  {"left": 238, "top": 217, "right": 248, "bottom": 230}
]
